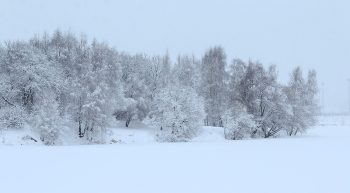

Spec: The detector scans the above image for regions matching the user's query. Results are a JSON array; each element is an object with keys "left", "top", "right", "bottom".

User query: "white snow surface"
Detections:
[{"left": 1, "top": 117, "right": 350, "bottom": 193}]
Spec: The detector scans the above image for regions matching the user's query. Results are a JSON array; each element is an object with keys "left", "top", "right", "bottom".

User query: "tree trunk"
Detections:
[
  {"left": 125, "top": 118, "right": 131, "bottom": 127},
  {"left": 262, "top": 127, "right": 269, "bottom": 138},
  {"left": 293, "top": 128, "right": 299, "bottom": 136},
  {"left": 78, "top": 120, "right": 82, "bottom": 137},
  {"left": 78, "top": 97, "right": 84, "bottom": 138},
  {"left": 78, "top": 117, "right": 84, "bottom": 138}
]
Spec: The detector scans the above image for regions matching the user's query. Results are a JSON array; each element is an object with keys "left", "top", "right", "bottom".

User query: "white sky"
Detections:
[{"left": 1, "top": 0, "right": 350, "bottom": 112}]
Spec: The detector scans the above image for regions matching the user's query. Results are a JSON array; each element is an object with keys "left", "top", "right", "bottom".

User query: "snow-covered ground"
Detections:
[{"left": 0, "top": 117, "right": 349, "bottom": 193}]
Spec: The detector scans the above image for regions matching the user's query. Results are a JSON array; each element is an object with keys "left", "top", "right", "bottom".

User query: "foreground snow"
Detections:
[{"left": 0, "top": 118, "right": 350, "bottom": 193}]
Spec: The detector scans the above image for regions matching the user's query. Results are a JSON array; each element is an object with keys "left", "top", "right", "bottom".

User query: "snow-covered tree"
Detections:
[
  {"left": 145, "top": 53, "right": 172, "bottom": 100},
  {"left": 0, "top": 38, "right": 70, "bottom": 143},
  {"left": 284, "top": 67, "right": 319, "bottom": 135},
  {"left": 143, "top": 83, "right": 206, "bottom": 142},
  {"left": 30, "top": 91, "right": 68, "bottom": 145},
  {"left": 77, "top": 39, "right": 124, "bottom": 143},
  {"left": 0, "top": 45, "right": 26, "bottom": 130},
  {"left": 227, "top": 58, "right": 247, "bottom": 106},
  {"left": 200, "top": 46, "right": 228, "bottom": 126},
  {"left": 231, "top": 61, "right": 293, "bottom": 138},
  {"left": 117, "top": 53, "right": 151, "bottom": 127},
  {"left": 173, "top": 54, "right": 202, "bottom": 93},
  {"left": 222, "top": 102, "right": 256, "bottom": 140},
  {"left": 1, "top": 41, "right": 63, "bottom": 113},
  {"left": 159, "top": 51, "right": 172, "bottom": 89},
  {"left": 0, "top": 106, "right": 26, "bottom": 130}
]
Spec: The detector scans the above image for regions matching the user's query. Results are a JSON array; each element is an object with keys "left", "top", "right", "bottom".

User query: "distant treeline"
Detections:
[
  {"left": 0, "top": 29, "right": 319, "bottom": 144},
  {"left": 319, "top": 112, "right": 350, "bottom": 116}
]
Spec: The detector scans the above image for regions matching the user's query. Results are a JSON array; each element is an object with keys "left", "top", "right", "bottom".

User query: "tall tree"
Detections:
[
  {"left": 78, "top": 39, "right": 124, "bottom": 143},
  {"left": 232, "top": 61, "right": 292, "bottom": 138},
  {"left": 200, "top": 46, "right": 228, "bottom": 126},
  {"left": 117, "top": 53, "right": 151, "bottom": 127},
  {"left": 284, "top": 67, "right": 319, "bottom": 135},
  {"left": 173, "top": 54, "right": 202, "bottom": 93}
]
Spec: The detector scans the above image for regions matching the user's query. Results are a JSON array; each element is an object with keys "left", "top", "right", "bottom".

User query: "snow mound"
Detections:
[
  {"left": 108, "top": 128, "right": 154, "bottom": 144},
  {"left": 192, "top": 126, "right": 225, "bottom": 142},
  {"left": 0, "top": 124, "right": 42, "bottom": 146},
  {"left": 107, "top": 121, "right": 154, "bottom": 144}
]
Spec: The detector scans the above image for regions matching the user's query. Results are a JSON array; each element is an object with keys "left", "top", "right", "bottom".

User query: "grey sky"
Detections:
[{"left": 1, "top": 0, "right": 350, "bottom": 112}]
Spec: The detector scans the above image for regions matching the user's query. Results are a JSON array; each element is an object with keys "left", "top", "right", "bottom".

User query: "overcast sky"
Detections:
[{"left": 1, "top": 0, "right": 350, "bottom": 112}]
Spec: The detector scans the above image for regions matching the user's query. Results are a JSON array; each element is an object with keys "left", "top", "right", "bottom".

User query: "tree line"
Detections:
[{"left": 0, "top": 29, "right": 319, "bottom": 144}]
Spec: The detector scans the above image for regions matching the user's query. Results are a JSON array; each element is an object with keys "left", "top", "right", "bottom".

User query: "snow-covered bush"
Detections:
[
  {"left": 0, "top": 106, "right": 27, "bottom": 130},
  {"left": 222, "top": 103, "right": 256, "bottom": 140},
  {"left": 143, "top": 84, "right": 206, "bottom": 142},
  {"left": 30, "top": 92, "right": 68, "bottom": 145}
]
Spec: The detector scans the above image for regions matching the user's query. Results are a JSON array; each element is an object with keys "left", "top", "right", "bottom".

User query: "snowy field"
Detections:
[{"left": 1, "top": 117, "right": 350, "bottom": 193}]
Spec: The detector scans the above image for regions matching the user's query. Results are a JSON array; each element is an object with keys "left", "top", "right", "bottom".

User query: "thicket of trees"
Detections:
[{"left": 0, "top": 29, "right": 319, "bottom": 144}]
